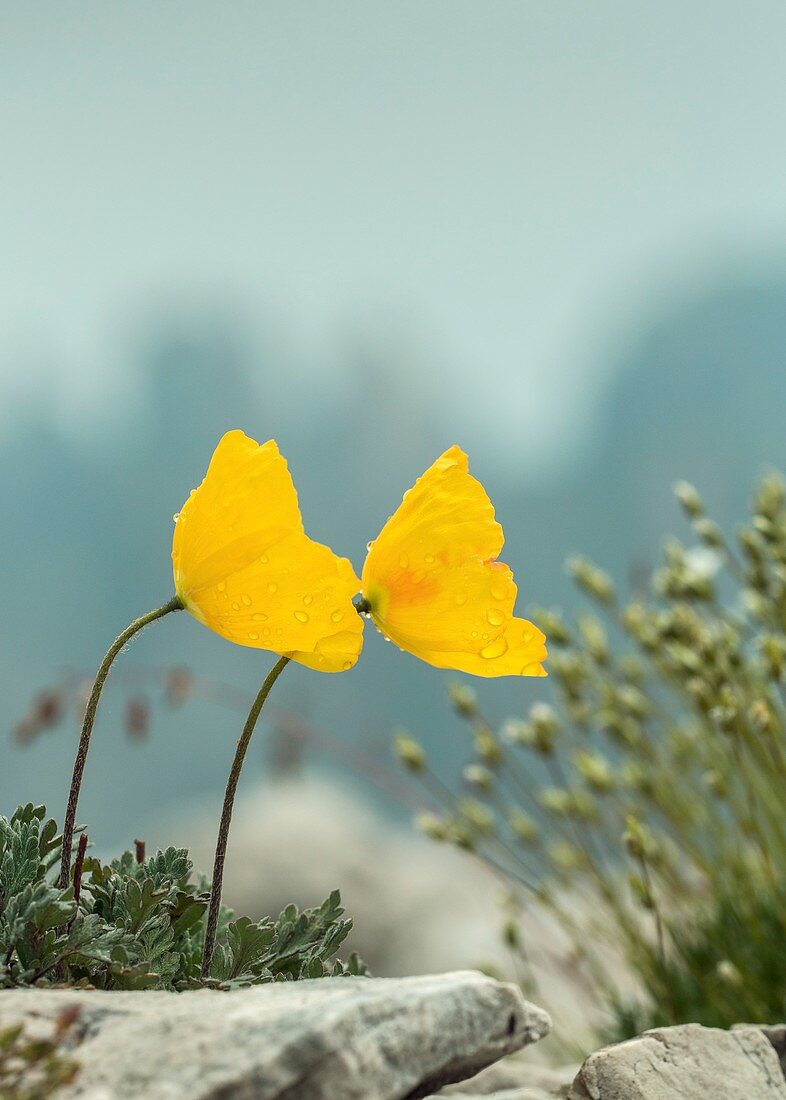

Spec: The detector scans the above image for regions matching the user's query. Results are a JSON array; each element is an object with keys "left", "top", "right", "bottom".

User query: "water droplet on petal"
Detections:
[
  {"left": 268, "top": 582, "right": 278, "bottom": 594},
  {"left": 259, "top": 554, "right": 269, "bottom": 565},
  {"left": 172, "top": 512, "right": 180, "bottom": 522},
  {"left": 331, "top": 609, "right": 345, "bottom": 623},
  {"left": 424, "top": 553, "right": 435, "bottom": 564},
  {"left": 454, "top": 592, "right": 468, "bottom": 606},
  {"left": 366, "top": 540, "right": 375, "bottom": 552},
  {"left": 487, "top": 608, "right": 505, "bottom": 626},
  {"left": 491, "top": 576, "right": 509, "bottom": 600},
  {"left": 471, "top": 630, "right": 478, "bottom": 638},
  {"left": 398, "top": 554, "right": 409, "bottom": 569},
  {"left": 481, "top": 636, "right": 509, "bottom": 659},
  {"left": 342, "top": 659, "right": 353, "bottom": 671},
  {"left": 217, "top": 581, "right": 227, "bottom": 593},
  {"left": 294, "top": 610, "right": 309, "bottom": 623},
  {"left": 241, "top": 593, "right": 252, "bottom": 606},
  {"left": 231, "top": 602, "right": 240, "bottom": 611},
  {"left": 303, "top": 594, "right": 313, "bottom": 605},
  {"left": 248, "top": 631, "right": 259, "bottom": 641},
  {"left": 252, "top": 612, "right": 268, "bottom": 622}
]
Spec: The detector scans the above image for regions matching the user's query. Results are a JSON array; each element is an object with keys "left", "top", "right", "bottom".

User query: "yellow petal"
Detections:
[
  {"left": 286, "top": 625, "right": 364, "bottom": 673},
  {"left": 361, "top": 446, "right": 546, "bottom": 677},
  {"left": 404, "top": 616, "right": 547, "bottom": 677},
  {"left": 172, "top": 431, "right": 362, "bottom": 671}
]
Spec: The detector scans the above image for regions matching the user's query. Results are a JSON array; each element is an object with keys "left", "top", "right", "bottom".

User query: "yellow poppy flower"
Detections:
[
  {"left": 360, "top": 446, "right": 547, "bottom": 677},
  {"left": 172, "top": 430, "right": 363, "bottom": 673}
]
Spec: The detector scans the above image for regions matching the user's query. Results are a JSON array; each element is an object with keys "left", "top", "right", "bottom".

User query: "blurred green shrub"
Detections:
[
  {"left": 401, "top": 472, "right": 786, "bottom": 1037},
  {"left": 0, "top": 1005, "right": 82, "bottom": 1100},
  {"left": 0, "top": 803, "right": 365, "bottom": 991}
]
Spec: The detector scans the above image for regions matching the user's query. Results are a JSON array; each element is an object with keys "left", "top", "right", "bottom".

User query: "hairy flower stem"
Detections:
[
  {"left": 58, "top": 596, "right": 183, "bottom": 890},
  {"left": 201, "top": 655, "right": 290, "bottom": 979}
]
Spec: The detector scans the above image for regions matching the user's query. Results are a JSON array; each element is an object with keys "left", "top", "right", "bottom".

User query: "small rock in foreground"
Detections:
[
  {"left": 0, "top": 971, "right": 551, "bottom": 1100},
  {"left": 568, "top": 1023, "right": 786, "bottom": 1099},
  {"left": 735, "top": 1023, "right": 786, "bottom": 1080}
]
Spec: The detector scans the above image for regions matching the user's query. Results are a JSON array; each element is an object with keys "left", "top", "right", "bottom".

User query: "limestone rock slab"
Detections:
[{"left": 0, "top": 971, "right": 550, "bottom": 1100}]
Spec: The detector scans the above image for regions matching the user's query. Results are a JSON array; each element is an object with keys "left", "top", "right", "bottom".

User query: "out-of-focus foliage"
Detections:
[
  {"left": 0, "top": 803, "right": 366, "bottom": 991},
  {"left": 0, "top": 1005, "right": 82, "bottom": 1100},
  {"left": 401, "top": 472, "right": 786, "bottom": 1037}
]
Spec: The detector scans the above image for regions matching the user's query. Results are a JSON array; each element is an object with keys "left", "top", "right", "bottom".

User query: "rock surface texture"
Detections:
[
  {"left": 568, "top": 1023, "right": 786, "bottom": 1099},
  {"left": 0, "top": 971, "right": 551, "bottom": 1100},
  {"left": 736, "top": 1024, "right": 786, "bottom": 1081}
]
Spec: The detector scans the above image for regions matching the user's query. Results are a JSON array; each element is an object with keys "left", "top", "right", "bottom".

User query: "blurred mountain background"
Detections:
[{"left": 3, "top": 2, "right": 786, "bottom": 852}]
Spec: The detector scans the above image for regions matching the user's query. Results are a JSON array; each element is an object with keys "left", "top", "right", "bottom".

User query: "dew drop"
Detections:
[
  {"left": 398, "top": 553, "right": 409, "bottom": 569},
  {"left": 424, "top": 553, "right": 435, "bottom": 564},
  {"left": 491, "top": 577, "right": 509, "bottom": 600},
  {"left": 252, "top": 612, "right": 268, "bottom": 622},
  {"left": 172, "top": 512, "right": 181, "bottom": 522},
  {"left": 303, "top": 594, "right": 314, "bottom": 605},
  {"left": 331, "top": 609, "right": 345, "bottom": 623},
  {"left": 454, "top": 592, "right": 468, "bottom": 606},
  {"left": 366, "top": 540, "right": 375, "bottom": 552},
  {"left": 294, "top": 610, "right": 309, "bottom": 623},
  {"left": 241, "top": 593, "right": 252, "bottom": 606},
  {"left": 342, "top": 660, "right": 353, "bottom": 671},
  {"left": 471, "top": 630, "right": 478, "bottom": 638},
  {"left": 268, "top": 582, "right": 278, "bottom": 594},
  {"left": 481, "top": 636, "right": 509, "bottom": 659},
  {"left": 231, "top": 602, "right": 240, "bottom": 611},
  {"left": 259, "top": 554, "right": 269, "bottom": 565},
  {"left": 217, "top": 581, "right": 227, "bottom": 593},
  {"left": 262, "top": 627, "right": 271, "bottom": 637},
  {"left": 487, "top": 608, "right": 505, "bottom": 626},
  {"left": 248, "top": 631, "right": 259, "bottom": 641}
]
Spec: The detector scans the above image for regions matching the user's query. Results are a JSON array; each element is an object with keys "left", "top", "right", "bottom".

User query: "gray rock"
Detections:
[
  {"left": 568, "top": 1023, "right": 786, "bottom": 1099},
  {"left": 734, "top": 1023, "right": 786, "bottom": 1079},
  {"left": 0, "top": 971, "right": 550, "bottom": 1100},
  {"left": 437, "top": 1086, "right": 560, "bottom": 1095},
  {"left": 436, "top": 1057, "right": 574, "bottom": 1096}
]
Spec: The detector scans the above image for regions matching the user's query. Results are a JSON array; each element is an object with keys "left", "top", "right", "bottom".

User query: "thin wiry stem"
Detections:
[
  {"left": 58, "top": 596, "right": 183, "bottom": 889},
  {"left": 201, "top": 655, "right": 290, "bottom": 979}
]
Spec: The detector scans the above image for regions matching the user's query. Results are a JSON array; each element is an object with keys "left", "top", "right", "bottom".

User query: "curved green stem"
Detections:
[
  {"left": 201, "top": 655, "right": 290, "bottom": 979},
  {"left": 58, "top": 596, "right": 183, "bottom": 889}
]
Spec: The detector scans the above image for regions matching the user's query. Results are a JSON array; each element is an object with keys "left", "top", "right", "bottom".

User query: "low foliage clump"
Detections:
[
  {"left": 0, "top": 803, "right": 365, "bottom": 991},
  {"left": 400, "top": 472, "right": 786, "bottom": 1038},
  {"left": 0, "top": 1006, "right": 82, "bottom": 1100}
]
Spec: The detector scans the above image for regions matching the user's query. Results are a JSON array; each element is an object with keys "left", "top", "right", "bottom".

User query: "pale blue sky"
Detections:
[{"left": 2, "top": 2, "right": 786, "bottom": 473}]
